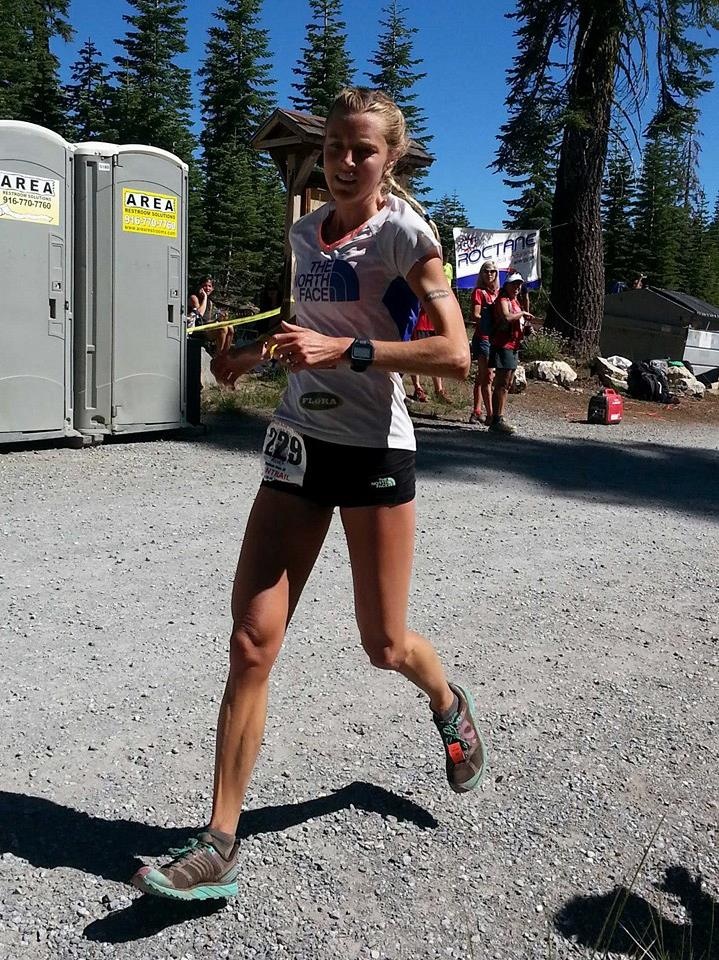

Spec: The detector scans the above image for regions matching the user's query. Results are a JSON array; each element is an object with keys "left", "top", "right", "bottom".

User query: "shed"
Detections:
[
  {"left": 602, "top": 286, "right": 719, "bottom": 374},
  {"left": 250, "top": 107, "right": 434, "bottom": 315}
]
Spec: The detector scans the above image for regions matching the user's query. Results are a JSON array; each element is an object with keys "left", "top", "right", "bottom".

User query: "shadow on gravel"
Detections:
[
  {"left": 555, "top": 865, "right": 718, "bottom": 959},
  {"left": 84, "top": 895, "right": 224, "bottom": 943},
  {"left": 411, "top": 427, "right": 719, "bottom": 518},
  {"left": 195, "top": 415, "right": 719, "bottom": 517},
  {"left": 1, "top": 782, "right": 436, "bottom": 941}
]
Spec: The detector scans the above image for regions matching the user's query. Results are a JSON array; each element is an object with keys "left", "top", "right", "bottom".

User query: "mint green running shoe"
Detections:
[
  {"left": 132, "top": 832, "right": 239, "bottom": 901},
  {"left": 433, "top": 683, "right": 487, "bottom": 794}
]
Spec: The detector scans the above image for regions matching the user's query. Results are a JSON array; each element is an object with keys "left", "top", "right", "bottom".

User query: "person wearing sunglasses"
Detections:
[{"left": 469, "top": 261, "right": 499, "bottom": 424}]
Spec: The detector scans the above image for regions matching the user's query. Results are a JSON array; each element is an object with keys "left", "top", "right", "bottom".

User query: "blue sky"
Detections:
[{"left": 57, "top": 0, "right": 719, "bottom": 228}]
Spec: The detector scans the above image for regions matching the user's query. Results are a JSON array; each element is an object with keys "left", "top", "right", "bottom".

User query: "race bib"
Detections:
[{"left": 262, "top": 421, "right": 307, "bottom": 486}]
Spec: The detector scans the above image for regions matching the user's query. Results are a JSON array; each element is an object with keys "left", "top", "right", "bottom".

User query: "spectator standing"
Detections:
[
  {"left": 469, "top": 260, "right": 499, "bottom": 424},
  {"left": 489, "top": 271, "right": 535, "bottom": 434}
]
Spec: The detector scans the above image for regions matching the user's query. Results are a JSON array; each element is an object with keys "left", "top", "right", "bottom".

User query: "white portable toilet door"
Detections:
[
  {"left": 111, "top": 153, "right": 183, "bottom": 428},
  {"left": 0, "top": 132, "right": 70, "bottom": 435}
]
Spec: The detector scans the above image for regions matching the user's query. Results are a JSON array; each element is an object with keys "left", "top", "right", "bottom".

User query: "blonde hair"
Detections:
[
  {"left": 326, "top": 87, "right": 440, "bottom": 243},
  {"left": 473, "top": 260, "right": 499, "bottom": 295}
]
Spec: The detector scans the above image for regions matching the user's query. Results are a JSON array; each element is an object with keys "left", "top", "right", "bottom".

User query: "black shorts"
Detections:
[{"left": 260, "top": 423, "right": 415, "bottom": 508}]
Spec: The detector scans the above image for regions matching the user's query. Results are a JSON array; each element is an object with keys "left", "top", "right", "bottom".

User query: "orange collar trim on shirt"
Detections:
[{"left": 318, "top": 202, "right": 388, "bottom": 252}]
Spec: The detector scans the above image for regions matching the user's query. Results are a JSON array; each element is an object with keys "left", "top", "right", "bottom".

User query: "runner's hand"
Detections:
[
  {"left": 211, "top": 349, "right": 241, "bottom": 387},
  {"left": 267, "top": 321, "right": 350, "bottom": 371}
]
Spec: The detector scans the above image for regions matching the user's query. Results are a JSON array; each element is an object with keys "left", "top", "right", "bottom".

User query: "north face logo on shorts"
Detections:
[{"left": 370, "top": 477, "right": 396, "bottom": 489}]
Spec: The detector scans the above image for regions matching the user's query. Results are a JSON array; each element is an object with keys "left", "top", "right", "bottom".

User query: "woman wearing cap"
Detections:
[
  {"left": 469, "top": 261, "right": 499, "bottom": 424},
  {"left": 489, "top": 272, "right": 535, "bottom": 433}
]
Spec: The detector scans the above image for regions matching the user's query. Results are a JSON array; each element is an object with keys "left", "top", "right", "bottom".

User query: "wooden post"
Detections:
[{"left": 280, "top": 148, "right": 321, "bottom": 325}]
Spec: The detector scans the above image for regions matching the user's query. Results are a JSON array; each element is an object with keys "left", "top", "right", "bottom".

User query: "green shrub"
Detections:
[{"left": 520, "top": 328, "right": 569, "bottom": 363}]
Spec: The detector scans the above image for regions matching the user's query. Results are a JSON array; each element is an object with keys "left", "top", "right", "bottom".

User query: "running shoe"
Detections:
[
  {"left": 468, "top": 411, "right": 484, "bottom": 424},
  {"left": 433, "top": 683, "right": 487, "bottom": 794},
  {"left": 489, "top": 416, "right": 515, "bottom": 434},
  {"left": 131, "top": 832, "right": 239, "bottom": 901}
]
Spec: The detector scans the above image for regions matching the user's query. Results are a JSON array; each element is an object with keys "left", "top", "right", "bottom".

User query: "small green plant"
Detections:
[{"left": 520, "top": 328, "right": 569, "bottom": 363}]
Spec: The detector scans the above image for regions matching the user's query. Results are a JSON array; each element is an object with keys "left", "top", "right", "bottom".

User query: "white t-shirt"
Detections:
[{"left": 274, "top": 194, "right": 441, "bottom": 450}]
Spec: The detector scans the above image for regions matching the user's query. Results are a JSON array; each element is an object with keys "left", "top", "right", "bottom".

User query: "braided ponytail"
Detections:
[{"left": 384, "top": 172, "right": 440, "bottom": 244}]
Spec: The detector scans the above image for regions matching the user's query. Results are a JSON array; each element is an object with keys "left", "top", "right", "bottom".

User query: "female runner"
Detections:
[{"left": 132, "top": 87, "right": 486, "bottom": 902}]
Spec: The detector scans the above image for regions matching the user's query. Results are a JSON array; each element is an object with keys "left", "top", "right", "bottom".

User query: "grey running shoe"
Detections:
[
  {"left": 131, "top": 832, "right": 239, "bottom": 901},
  {"left": 489, "top": 416, "right": 515, "bottom": 434},
  {"left": 468, "top": 411, "right": 484, "bottom": 424},
  {"left": 433, "top": 683, "right": 487, "bottom": 794}
]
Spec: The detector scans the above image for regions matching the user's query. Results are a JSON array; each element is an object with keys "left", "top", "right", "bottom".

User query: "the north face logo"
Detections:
[
  {"left": 370, "top": 477, "right": 396, "bottom": 489},
  {"left": 296, "top": 259, "right": 360, "bottom": 302}
]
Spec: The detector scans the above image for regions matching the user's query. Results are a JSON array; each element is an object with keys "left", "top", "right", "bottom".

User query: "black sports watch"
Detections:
[{"left": 349, "top": 338, "right": 374, "bottom": 372}]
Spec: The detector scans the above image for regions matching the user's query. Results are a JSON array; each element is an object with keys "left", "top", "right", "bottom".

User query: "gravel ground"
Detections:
[{"left": 1, "top": 404, "right": 718, "bottom": 960}]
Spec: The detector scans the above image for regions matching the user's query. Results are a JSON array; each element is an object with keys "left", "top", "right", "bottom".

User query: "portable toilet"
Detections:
[
  {"left": 73, "top": 142, "right": 188, "bottom": 437},
  {"left": 0, "top": 121, "right": 77, "bottom": 444}
]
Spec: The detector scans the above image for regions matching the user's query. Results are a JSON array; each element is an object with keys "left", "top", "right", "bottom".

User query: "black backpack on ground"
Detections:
[{"left": 627, "top": 361, "right": 672, "bottom": 403}]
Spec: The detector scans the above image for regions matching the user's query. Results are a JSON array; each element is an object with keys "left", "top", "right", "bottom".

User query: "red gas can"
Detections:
[{"left": 588, "top": 388, "right": 624, "bottom": 424}]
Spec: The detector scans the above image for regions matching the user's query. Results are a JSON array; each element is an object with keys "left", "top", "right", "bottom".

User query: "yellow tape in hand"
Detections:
[{"left": 188, "top": 306, "right": 281, "bottom": 335}]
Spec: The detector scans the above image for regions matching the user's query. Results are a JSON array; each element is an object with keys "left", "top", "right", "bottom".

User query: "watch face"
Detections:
[{"left": 353, "top": 343, "right": 373, "bottom": 360}]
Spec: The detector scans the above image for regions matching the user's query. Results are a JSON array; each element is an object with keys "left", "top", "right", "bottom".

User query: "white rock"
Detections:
[
  {"left": 594, "top": 356, "right": 628, "bottom": 392},
  {"left": 524, "top": 360, "right": 577, "bottom": 386},
  {"left": 510, "top": 365, "right": 527, "bottom": 393},
  {"left": 666, "top": 364, "right": 705, "bottom": 398},
  {"left": 606, "top": 355, "right": 632, "bottom": 370}
]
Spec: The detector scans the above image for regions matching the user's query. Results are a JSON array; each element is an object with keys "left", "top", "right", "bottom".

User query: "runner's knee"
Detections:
[
  {"left": 228, "top": 620, "right": 282, "bottom": 675},
  {"left": 361, "top": 633, "right": 408, "bottom": 671}
]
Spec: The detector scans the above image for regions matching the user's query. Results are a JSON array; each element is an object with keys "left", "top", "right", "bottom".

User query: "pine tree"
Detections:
[
  {"left": 631, "top": 128, "right": 689, "bottom": 289},
  {"left": 113, "top": 0, "right": 200, "bottom": 268},
  {"left": 365, "top": 1, "right": 427, "bottom": 142},
  {"left": 365, "top": 0, "right": 430, "bottom": 194},
  {"left": 291, "top": 0, "right": 354, "bottom": 116},
  {"left": 684, "top": 193, "right": 712, "bottom": 298},
  {"left": 429, "top": 193, "right": 470, "bottom": 267},
  {"left": 200, "top": 0, "right": 275, "bottom": 173},
  {"left": 495, "top": 77, "right": 558, "bottom": 289},
  {"left": 0, "top": 0, "right": 34, "bottom": 120},
  {"left": 66, "top": 39, "right": 116, "bottom": 142},
  {"left": 199, "top": 0, "right": 285, "bottom": 303},
  {"left": 496, "top": 0, "right": 719, "bottom": 358},
  {"left": 113, "top": 0, "right": 195, "bottom": 160},
  {"left": 602, "top": 146, "right": 636, "bottom": 288},
  {"left": 705, "top": 197, "right": 719, "bottom": 307},
  {"left": 0, "top": 0, "right": 73, "bottom": 135},
  {"left": 429, "top": 192, "right": 471, "bottom": 315}
]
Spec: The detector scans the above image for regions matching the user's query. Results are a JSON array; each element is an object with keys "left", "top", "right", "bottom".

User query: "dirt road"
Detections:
[{"left": 1, "top": 406, "right": 717, "bottom": 959}]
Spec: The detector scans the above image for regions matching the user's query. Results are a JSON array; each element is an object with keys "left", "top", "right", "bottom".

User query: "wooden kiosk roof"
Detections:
[{"left": 250, "top": 107, "right": 434, "bottom": 187}]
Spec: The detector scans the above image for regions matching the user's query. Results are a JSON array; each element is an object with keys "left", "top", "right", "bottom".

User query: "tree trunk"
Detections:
[{"left": 548, "top": 2, "right": 623, "bottom": 359}]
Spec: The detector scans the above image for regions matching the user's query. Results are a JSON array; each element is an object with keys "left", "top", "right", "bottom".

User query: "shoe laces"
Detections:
[
  {"left": 167, "top": 837, "right": 214, "bottom": 863},
  {"left": 437, "top": 713, "right": 469, "bottom": 752}
]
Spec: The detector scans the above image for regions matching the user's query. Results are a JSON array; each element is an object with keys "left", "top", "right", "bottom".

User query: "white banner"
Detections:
[{"left": 452, "top": 227, "right": 541, "bottom": 290}]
